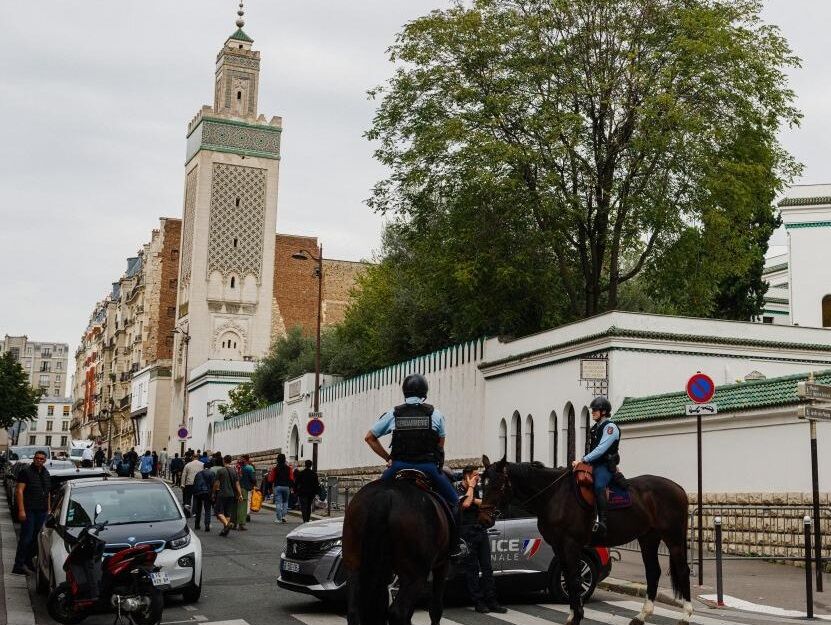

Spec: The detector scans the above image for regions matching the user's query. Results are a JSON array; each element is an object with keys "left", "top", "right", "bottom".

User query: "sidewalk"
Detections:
[
  {"left": 600, "top": 547, "right": 831, "bottom": 619},
  {"left": 0, "top": 502, "right": 36, "bottom": 625}
]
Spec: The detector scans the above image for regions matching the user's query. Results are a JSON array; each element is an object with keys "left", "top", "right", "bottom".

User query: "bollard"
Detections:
[
  {"left": 805, "top": 516, "right": 814, "bottom": 620},
  {"left": 714, "top": 517, "right": 724, "bottom": 607}
]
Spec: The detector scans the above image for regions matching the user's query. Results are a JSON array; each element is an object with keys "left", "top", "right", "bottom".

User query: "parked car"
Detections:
[
  {"left": 36, "top": 477, "right": 203, "bottom": 603},
  {"left": 6, "top": 459, "right": 99, "bottom": 516},
  {"left": 277, "top": 502, "right": 611, "bottom": 603},
  {"left": 4, "top": 446, "right": 54, "bottom": 513}
]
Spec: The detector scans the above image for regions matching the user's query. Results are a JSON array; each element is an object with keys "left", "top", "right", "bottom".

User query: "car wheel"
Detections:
[
  {"left": 182, "top": 581, "right": 202, "bottom": 603},
  {"left": 548, "top": 556, "right": 599, "bottom": 603}
]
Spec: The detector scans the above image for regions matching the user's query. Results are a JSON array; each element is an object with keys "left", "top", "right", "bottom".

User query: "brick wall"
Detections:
[
  {"left": 322, "top": 259, "right": 368, "bottom": 326},
  {"left": 158, "top": 218, "right": 181, "bottom": 361}
]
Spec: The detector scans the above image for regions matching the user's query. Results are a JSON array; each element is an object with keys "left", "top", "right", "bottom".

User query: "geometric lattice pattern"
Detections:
[
  {"left": 181, "top": 167, "right": 199, "bottom": 285},
  {"left": 202, "top": 120, "right": 280, "bottom": 157},
  {"left": 223, "top": 69, "right": 257, "bottom": 115},
  {"left": 207, "top": 163, "right": 266, "bottom": 281}
]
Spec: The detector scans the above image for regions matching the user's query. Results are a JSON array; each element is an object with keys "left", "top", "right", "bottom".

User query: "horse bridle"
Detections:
[{"left": 480, "top": 466, "right": 572, "bottom": 523}]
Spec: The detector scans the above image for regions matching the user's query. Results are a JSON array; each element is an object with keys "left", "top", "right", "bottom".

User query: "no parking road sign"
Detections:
[
  {"left": 687, "top": 373, "right": 716, "bottom": 404},
  {"left": 307, "top": 418, "right": 325, "bottom": 438}
]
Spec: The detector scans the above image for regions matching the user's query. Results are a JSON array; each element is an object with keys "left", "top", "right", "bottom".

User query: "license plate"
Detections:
[
  {"left": 151, "top": 572, "right": 171, "bottom": 587},
  {"left": 282, "top": 560, "right": 300, "bottom": 573}
]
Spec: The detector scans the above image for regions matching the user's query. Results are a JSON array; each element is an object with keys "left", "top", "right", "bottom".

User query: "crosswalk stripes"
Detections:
[
  {"left": 607, "top": 600, "right": 753, "bottom": 625},
  {"left": 290, "top": 611, "right": 468, "bottom": 625}
]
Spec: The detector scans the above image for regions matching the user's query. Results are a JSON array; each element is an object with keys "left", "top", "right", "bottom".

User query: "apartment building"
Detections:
[{"left": 1, "top": 335, "right": 69, "bottom": 397}]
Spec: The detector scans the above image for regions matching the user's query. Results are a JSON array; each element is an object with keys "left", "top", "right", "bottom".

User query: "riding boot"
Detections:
[
  {"left": 612, "top": 470, "right": 629, "bottom": 489},
  {"left": 593, "top": 489, "right": 609, "bottom": 536},
  {"left": 449, "top": 509, "right": 469, "bottom": 560}
]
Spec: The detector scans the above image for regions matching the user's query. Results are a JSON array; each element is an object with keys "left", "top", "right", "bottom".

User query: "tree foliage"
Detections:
[
  {"left": 366, "top": 0, "right": 800, "bottom": 325},
  {"left": 0, "top": 352, "right": 41, "bottom": 431},
  {"left": 218, "top": 381, "right": 266, "bottom": 418}
]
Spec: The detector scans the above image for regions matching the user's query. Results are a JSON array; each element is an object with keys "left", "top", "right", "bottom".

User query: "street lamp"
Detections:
[
  {"left": 291, "top": 243, "right": 323, "bottom": 472},
  {"left": 173, "top": 326, "right": 191, "bottom": 458},
  {"left": 99, "top": 398, "right": 114, "bottom": 461}
]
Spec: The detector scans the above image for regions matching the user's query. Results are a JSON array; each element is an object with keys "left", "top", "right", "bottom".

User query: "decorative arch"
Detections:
[
  {"left": 548, "top": 411, "right": 558, "bottom": 467},
  {"left": 498, "top": 419, "right": 507, "bottom": 459},
  {"left": 511, "top": 411, "right": 522, "bottom": 462},
  {"left": 525, "top": 414, "right": 535, "bottom": 462},
  {"left": 823, "top": 295, "right": 831, "bottom": 327},
  {"left": 581, "top": 406, "right": 591, "bottom": 455},
  {"left": 289, "top": 424, "right": 300, "bottom": 462},
  {"left": 564, "top": 402, "right": 576, "bottom": 464}
]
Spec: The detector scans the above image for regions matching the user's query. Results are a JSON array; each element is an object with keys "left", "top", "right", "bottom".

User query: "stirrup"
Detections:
[
  {"left": 450, "top": 538, "right": 469, "bottom": 561},
  {"left": 592, "top": 518, "right": 607, "bottom": 535}
]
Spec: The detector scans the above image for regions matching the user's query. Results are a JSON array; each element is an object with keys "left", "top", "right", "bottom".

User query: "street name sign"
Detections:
[
  {"left": 308, "top": 411, "right": 323, "bottom": 419},
  {"left": 686, "top": 404, "right": 718, "bottom": 416},
  {"left": 798, "top": 405, "right": 831, "bottom": 422},
  {"left": 686, "top": 373, "right": 715, "bottom": 404},
  {"left": 307, "top": 436, "right": 323, "bottom": 444},
  {"left": 797, "top": 382, "right": 831, "bottom": 401}
]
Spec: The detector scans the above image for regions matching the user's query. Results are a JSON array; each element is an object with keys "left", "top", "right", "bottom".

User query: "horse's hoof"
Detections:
[{"left": 628, "top": 618, "right": 645, "bottom": 625}]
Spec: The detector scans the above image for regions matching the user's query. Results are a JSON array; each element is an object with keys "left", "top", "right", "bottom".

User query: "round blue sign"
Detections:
[
  {"left": 307, "top": 418, "right": 325, "bottom": 437},
  {"left": 686, "top": 373, "right": 715, "bottom": 404}
]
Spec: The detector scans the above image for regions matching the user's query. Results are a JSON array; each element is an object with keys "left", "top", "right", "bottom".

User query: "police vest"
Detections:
[
  {"left": 390, "top": 402, "right": 440, "bottom": 463},
  {"left": 589, "top": 419, "right": 621, "bottom": 467}
]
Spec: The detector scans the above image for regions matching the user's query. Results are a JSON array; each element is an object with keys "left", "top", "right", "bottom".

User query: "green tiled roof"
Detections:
[
  {"left": 228, "top": 28, "right": 253, "bottom": 43},
  {"left": 778, "top": 196, "right": 831, "bottom": 207},
  {"left": 614, "top": 369, "right": 831, "bottom": 424}
]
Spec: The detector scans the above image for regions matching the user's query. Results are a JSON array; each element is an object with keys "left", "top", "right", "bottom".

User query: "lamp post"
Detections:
[
  {"left": 174, "top": 327, "right": 191, "bottom": 458},
  {"left": 291, "top": 243, "right": 323, "bottom": 472}
]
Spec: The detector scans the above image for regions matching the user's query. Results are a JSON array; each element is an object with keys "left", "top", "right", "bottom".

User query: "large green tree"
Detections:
[
  {"left": 367, "top": 0, "right": 800, "bottom": 321},
  {"left": 0, "top": 352, "right": 41, "bottom": 434}
]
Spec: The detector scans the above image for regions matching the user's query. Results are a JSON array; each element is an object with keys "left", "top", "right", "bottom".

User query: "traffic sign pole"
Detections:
[
  {"left": 811, "top": 420, "right": 823, "bottom": 592},
  {"left": 686, "top": 371, "right": 714, "bottom": 587}
]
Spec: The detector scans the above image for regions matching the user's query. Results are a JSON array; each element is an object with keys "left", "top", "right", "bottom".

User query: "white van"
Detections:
[{"left": 67, "top": 439, "right": 93, "bottom": 465}]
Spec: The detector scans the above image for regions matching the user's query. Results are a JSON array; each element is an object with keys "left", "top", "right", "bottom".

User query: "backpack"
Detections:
[{"left": 267, "top": 466, "right": 276, "bottom": 484}]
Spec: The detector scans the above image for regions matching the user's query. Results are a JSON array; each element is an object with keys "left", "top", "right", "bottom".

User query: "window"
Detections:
[
  {"left": 62, "top": 421, "right": 69, "bottom": 431},
  {"left": 41, "top": 348, "right": 52, "bottom": 358},
  {"left": 63, "top": 406, "right": 70, "bottom": 416},
  {"left": 45, "top": 435, "right": 52, "bottom": 446},
  {"left": 56, "top": 361, "right": 62, "bottom": 371},
  {"left": 55, "top": 374, "right": 61, "bottom": 382},
  {"left": 233, "top": 238, "right": 238, "bottom": 248},
  {"left": 54, "top": 387, "right": 61, "bottom": 397},
  {"left": 230, "top": 277, "right": 235, "bottom": 288},
  {"left": 9, "top": 347, "right": 19, "bottom": 361},
  {"left": 29, "top": 436, "right": 36, "bottom": 445},
  {"left": 169, "top": 278, "right": 177, "bottom": 289},
  {"left": 167, "top": 306, "right": 176, "bottom": 318},
  {"left": 823, "top": 295, "right": 831, "bottom": 328},
  {"left": 235, "top": 197, "right": 241, "bottom": 207},
  {"left": 511, "top": 411, "right": 521, "bottom": 462},
  {"left": 237, "top": 90, "right": 242, "bottom": 100},
  {"left": 762, "top": 316, "right": 774, "bottom": 324},
  {"left": 60, "top": 436, "right": 68, "bottom": 447},
  {"left": 47, "top": 405, "right": 55, "bottom": 416},
  {"left": 40, "top": 361, "right": 51, "bottom": 372},
  {"left": 46, "top": 421, "right": 53, "bottom": 431}
]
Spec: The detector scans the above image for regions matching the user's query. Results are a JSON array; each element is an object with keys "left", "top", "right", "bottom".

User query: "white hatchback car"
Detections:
[{"left": 36, "top": 477, "right": 203, "bottom": 602}]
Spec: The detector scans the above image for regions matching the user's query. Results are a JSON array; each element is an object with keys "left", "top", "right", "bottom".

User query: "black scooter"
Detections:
[{"left": 46, "top": 503, "right": 165, "bottom": 625}]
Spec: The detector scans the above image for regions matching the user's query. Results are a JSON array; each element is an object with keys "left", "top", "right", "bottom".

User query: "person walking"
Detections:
[
  {"left": 93, "top": 447, "right": 106, "bottom": 468},
  {"left": 159, "top": 447, "right": 169, "bottom": 478},
  {"left": 182, "top": 452, "right": 203, "bottom": 509},
  {"left": 235, "top": 455, "right": 256, "bottom": 530},
  {"left": 111, "top": 447, "right": 123, "bottom": 471},
  {"left": 456, "top": 466, "right": 506, "bottom": 614},
  {"left": 271, "top": 454, "right": 292, "bottom": 523},
  {"left": 170, "top": 453, "right": 184, "bottom": 486},
  {"left": 12, "top": 450, "right": 50, "bottom": 575},
  {"left": 139, "top": 450, "right": 154, "bottom": 479},
  {"left": 294, "top": 460, "right": 320, "bottom": 523},
  {"left": 192, "top": 459, "right": 215, "bottom": 532},
  {"left": 212, "top": 453, "right": 242, "bottom": 536},
  {"left": 81, "top": 444, "right": 94, "bottom": 468},
  {"left": 151, "top": 450, "right": 159, "bottom": 476},
  {"left": 125, "top": 447, "right": 139, "bottom": 477}
]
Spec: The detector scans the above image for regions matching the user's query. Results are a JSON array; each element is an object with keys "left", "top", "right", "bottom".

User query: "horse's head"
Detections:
[{"left": 478, "top": 454, "right": 512, "bottom": 528}]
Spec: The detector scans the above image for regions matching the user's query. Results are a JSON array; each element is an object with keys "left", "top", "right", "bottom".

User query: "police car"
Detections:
[{"left": 277, "top": 502, "right": 612, "bottom": 603}]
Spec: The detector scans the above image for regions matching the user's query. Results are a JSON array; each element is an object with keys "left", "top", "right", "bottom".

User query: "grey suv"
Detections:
[{"left": 277, "top": 502, "right": 612, "bottom": 603}]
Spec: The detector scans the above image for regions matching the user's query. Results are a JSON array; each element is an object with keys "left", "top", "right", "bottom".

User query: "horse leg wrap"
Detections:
[
  {"left": 628, "top": 598, "right": 653, "bottom": 625},
  {"left": 564, "top": 609, "right": 574, "bottom": 625},
  {"left": 677, "top": 601, "right": 693, "bottom": 624}
]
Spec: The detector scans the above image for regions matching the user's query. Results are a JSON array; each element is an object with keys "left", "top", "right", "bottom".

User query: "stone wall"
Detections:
[
  {"left": 322, "top": 259, "right": 368, "bottom": 326},
  {"left": 144, "top": 218, "right": 181, "bottom": 364}
]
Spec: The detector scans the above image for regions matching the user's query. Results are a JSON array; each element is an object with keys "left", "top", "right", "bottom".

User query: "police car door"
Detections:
[{"left": 496, "top": 502, "right": 550, "bottom": 579}]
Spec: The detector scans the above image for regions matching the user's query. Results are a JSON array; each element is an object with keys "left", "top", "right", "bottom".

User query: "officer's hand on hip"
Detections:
[{"left": 571, "top": 460, "right": 580, "bottom": 469}]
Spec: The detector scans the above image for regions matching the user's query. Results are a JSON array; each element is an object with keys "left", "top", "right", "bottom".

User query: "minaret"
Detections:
[{"left": 170, "top": 2, "right": 282, "bottom": 451}]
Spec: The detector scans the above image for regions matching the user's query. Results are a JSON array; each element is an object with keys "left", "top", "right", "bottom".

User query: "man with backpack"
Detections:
[{"left": 192, "top": 459, "right": 215, "bottom": 532}]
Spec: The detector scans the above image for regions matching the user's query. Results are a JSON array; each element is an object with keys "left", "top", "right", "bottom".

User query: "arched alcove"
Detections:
[
  {"left": 498, "top": 419, "right": 507, "bottom": 459},
  {"left": 289, "top": 424, "right": 299, "bottom": 462},
  {"left": 823, "top": 295, "right": 831, "bottom": 327},
  {"left": 581, "top": 406, "right": 591, "bottom": 455},
  {"left": 511, "top": 411, "right": 522, "bottom": 462},
  {"left": 548, "top": 411, "right": 558, "bottom": 467},
  {"left": 525, "top": 414, "right": 535, "bottom": 462},
  {"left": 565, "top": 402, "right": 576, "bottom": 464}
]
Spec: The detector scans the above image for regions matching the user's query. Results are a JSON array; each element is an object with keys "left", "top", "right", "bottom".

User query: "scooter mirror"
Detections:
[{"left": 94, "top": 503, "right": 102, "bottom": 520}]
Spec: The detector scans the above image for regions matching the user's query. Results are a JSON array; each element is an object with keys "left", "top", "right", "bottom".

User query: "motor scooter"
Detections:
[{"left": 46, "top": 503, "right": 166, "bottom": 625}]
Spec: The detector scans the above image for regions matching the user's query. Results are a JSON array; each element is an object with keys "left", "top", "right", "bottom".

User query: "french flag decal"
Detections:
[{"left": 522, "top": 538, "right": 542, "bottom": 558}]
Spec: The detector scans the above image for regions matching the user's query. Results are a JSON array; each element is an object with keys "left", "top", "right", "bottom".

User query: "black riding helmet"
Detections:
[
  {"left": 402, "top": 373, "right": 428, "bottom": 399},
  {"left": 589, "top": 395, "right": 612, "bottom": 417}
]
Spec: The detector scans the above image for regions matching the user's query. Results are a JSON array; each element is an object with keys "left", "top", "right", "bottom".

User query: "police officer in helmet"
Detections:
[
  {"left": 364, "top": 373, "right": 464, "bottom": 556},
  {"left": 571, "top": 396, "right": 620, "bottom": 536}
]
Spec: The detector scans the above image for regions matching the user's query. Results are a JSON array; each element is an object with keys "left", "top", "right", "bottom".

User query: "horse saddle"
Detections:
[
  {"left": 393, "top": 469, "right": 456, "bottom": 528},
  {"left": 573, "top": 462, "right": 632, "bottom": 510}
]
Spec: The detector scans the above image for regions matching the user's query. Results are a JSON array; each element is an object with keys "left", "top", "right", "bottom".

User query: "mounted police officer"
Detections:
[
  {"left": 364, "top": 373, "right": 465, "bottom": 556},
  {"left": 572, "top": 396, "right": 620, "bottom": 536}
]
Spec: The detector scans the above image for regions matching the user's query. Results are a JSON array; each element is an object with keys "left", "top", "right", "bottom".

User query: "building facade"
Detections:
[
  {"left": 1, "top": 335, "right": 69, "bottom": 397},
  {"left": 23, "top": 397, "right": 73, "bottom": 451}
]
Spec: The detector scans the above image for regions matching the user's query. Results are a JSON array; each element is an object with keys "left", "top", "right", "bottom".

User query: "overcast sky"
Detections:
[{"left": 1, "top": 1, "right": 828, "bottom": 381}]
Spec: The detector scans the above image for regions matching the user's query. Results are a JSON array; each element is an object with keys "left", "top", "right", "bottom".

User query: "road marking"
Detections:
[
  {"left": 479, "top": 607, "right": 560, "bottom": 625},
  {"left": 291, "top": 614, "right": 346, "bottom": 625},
  {"left": 608, "top": 599, "right": 799, "bottom": 624},
  {"left": 160, "top": 618, "right": 209, "bottom": 625},
  {"left": 540, "top": 603, "right": 634, "bottom": 625},
  {"left": 698, "top": 596, "right": 831, "bottom": 622},
  {"left": 184, "top": 604, "right": 198, "bottom": 611},
  {"left": 196, "top": 621, "right": 250, "bottom": 625},
  {"left": 412, "top": 611, "right": 465, "bottom": 625}
]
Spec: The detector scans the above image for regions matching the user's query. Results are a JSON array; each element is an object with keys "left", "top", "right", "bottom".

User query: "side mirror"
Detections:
[
  {"left": 94, "top": 503, "right": 102, "bottom": 521},
  {"left": 183, "top": 505, "right": 192, "bottom": 519},
  {"left": 45, "top": 514, "right": 57, "bottom": 529}
]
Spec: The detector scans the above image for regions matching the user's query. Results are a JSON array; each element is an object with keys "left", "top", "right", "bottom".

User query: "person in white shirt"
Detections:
[
  {"left": 81, "top": 445, "right": 94, "bottom": 468},
  {"left": 181, "top": 453, "right": 204, "bottom": 509}
]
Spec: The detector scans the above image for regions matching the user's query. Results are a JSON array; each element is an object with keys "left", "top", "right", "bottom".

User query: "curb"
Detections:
[
  {"left": 598, "top": 577, "right": 683, "bottom": 608},
  {"left": 0, "top": 505, "right": 36, "bottom": 625}
]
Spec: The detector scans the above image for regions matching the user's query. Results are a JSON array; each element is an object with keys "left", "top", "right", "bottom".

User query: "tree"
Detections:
[
  {"left": 251, "top": 326, "right": 316, "bottom": 404},
  {"left": 0, "top": 352, "right": 41, "bottom": 434},
  {"left": 218, "top": 381, "right": 266, "bottom": 418},
  {"left": 367, "top": 0, "right": 800, "bottom": 320}
]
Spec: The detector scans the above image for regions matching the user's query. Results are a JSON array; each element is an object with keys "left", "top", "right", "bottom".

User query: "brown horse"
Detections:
[
  {"left": 341, "top": 478, "right": 451, "bottom": 625},
  {"left": 478, "top": 456, "right": 692, "bottom": 625}
]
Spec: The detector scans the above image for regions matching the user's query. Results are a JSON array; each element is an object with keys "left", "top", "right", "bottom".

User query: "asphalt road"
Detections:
[{"left": 22, "top": 500, "right": 789, "bottom": 625}]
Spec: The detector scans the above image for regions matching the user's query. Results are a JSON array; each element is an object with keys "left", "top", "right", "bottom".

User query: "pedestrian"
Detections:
[
  {"left": 456, "top": 466, "right": 506, "bottom": 614},
  {"left": 12, "top": 450, "right": 50, "bottom": 575},
  {"left": 212, "top": 453, "right": 242, "bottom": 536},
  {"left": 151, "top": 450, "right": 159, "bottom": 476},
  {"left": 139, "top": 450, "right": 154, "bottom": 479},
  {"left": 170, "top": 453, "right": 184, "bottom": 486},
  {"left": 81, "top": 444, "right": 94, "bottom": 468},
  {"left": 192, "top": 459, "right": 215, "bottom": 532},
  {"left": 271, "top": 453, "right": 292, "bottom": 523},
  {"left": 159, "top": 447, "right": 169, "bottom": 478},
  {"left": 111, "top": 447, "right": 123, "bottom": 471},
  {"left": 199, "top": 449, "right": 210, "bottom": 465},
  {"left": 182, "top": 452, "right": 203, "bottom": 509},
  {"left": 125, "top": 447, "right": 139, "bottom": 477},
  {"left": 93, "top": 447, "right": 106, "bottom": 468},
  {"left": 235, "top": 454, "right": 256, "bottom": 530},
  {"left": 294, "top": 460, "right": 320, "bottom": 523}
]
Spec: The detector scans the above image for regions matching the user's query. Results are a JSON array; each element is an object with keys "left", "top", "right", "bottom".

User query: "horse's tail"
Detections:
[
  {"left": 668, "top": 490, "right": 692, "bottom": 602},
  {"left": 358, "top": 489, "right": 393, "bottom": 624}
]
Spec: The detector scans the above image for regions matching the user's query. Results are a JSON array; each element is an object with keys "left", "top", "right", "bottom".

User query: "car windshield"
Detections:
[
  {"left": 10, "top": 446, "right": 50, "bottom": 461},
  {"left": 65, "top": 484, "right": 181, "bottom": 527}
]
